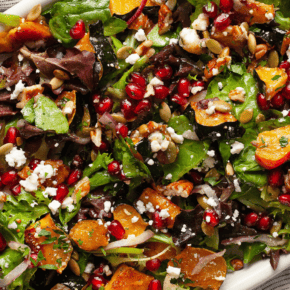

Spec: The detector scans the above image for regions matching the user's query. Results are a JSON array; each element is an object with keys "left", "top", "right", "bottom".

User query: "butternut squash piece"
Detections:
[
  {"left": 55, "top": 91, "right": 77, "bottom": 125},
  {"left": 144, "top": 242, "right": 177, "bottom": 261},
  {"left": 105, "top": 264, "right": 154, "bottom": 290},
  {"left": 76, "top": 33, "right": 95, "bottom": 53},
  {"left": 69, "top": 220, "right": 109, "bottom": 251},
  {"left": 25, "top": 214, "right": 73, "bottom": 274},
  {"left": 109, "top": 0, "right": 155, "bottom": 16},
  {"left": 113, "top": 204, "right": 148, "bottom": 238}
]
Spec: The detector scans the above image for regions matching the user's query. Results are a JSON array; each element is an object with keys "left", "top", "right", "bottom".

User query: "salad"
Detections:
[{"left": 1, "top": 0, "right": 290, "bottom": 289}]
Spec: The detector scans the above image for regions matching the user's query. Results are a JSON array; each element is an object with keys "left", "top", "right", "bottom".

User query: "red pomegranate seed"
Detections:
[
  {"left": 93, "top": 264, "right": 104, "bottom": 275},
  {"left": 244, "top": 212, "right": 259, "bottom": 227},
  {"left": 191, "top": 80, "right": 205, "bottom": 88},
  {"left": 278, "top": 194, "right": 290, "bottom": 207},
  {"left": 116, "top": 123, "right": 128, "bottom": 138},
  {"left": 91, "top": 275, "right": 108, "bottom": 290},
  {"left": 108, "top": 220, "right": 125, "bottom": 240},
  {"left": 70, "top": 20, "right": 86, "bottom": 40},
  {"left": 0, "top": 232, "right": 7, "bottom": 252},
  {"left": 1, "top": 170, "right": 18, "bottom": 186},
  {"left": 282, "top": 83, "right": 290, "bottom": 100},
  {"left": 154, "top": 85, "right": 169, "bottom": 100},
  {"left": 134, "top": 99, "right": 152, "bottom": 114},
  {"left": 152, "top": 211, "right": 167, "bottom": 229},
  {"left": 11, "top": 183, "right": 21, "bottom": 196},
  {"left": 107, "top": 160, "right": 121, "bottom": 175},
  {"left": 29, "top": 158, "right": 41, "bottom": 171},
  {"left": 203, "top": 209, "right": 219, "bottom": 227},
  {"left": 189, "top": 170, "right": 203, "bottom": 185},
  {"left": 268, "top": 168, "right": 284, "bottom": 187},
  {"left": 203, "top": 1, "right": 218, "bottom": 18},
  {"left": 148, "top": 279, "right": 162, "bottom": 290},
  {"left": 95, "top": 97, "right": 113, "bottom": 115},
  {"left": 93, "top": 140, "right": 109, "bottom": 153},
  {"left": 155, "top": 65, "right": 173, "bottom": 80},
  {"left": 118, "top": 171, "right": 127, "bottom": 181},
  {"left": 92, "top": 93, "right": 101, "bottom": 107},
  {"left": 271, "top": 93, "right": 285, "bottom": 109},
  {"left": 214, "top": 13, "right": 231, "bottom": 31},
  {"left": 55, "top": 184, "right": 69, "bottom": 202},
  {"left": 121, "top": 99, "right": 136, "bottom": 119},
  {"left": 171, "top": 94, "right": 187, "bottom": 106},
  {"left": 257, "top": 215, "right": 272, "bottom": 231},
  {"left": 177, "top": 78, "right": 191, "bottom": 98},
  {"left": 126, "top": 83, "right": 145, "bottom": 100},
  {"left": 146, "top": 259, "right": 161, "bottom": 272},
  {"left": 71, "top": 155, "right": 84, "bottom": 169},
  {"left": 279, "top": 61, "right": 290, "bottom": 71},
  {"left": 67, "top": 169, "right": 82, "bottom": 186},
  {"left": 4, "top": 127, "right": 20, "bottom": 145},
  {"left": 257, "top": 93, "right": 270, "bottom": 110},
  {"left": 130, "top": 72, "right": 147, "bottom": 88},
  {"left": 220, "top": 0, "right": 233, "bottom": 13}
]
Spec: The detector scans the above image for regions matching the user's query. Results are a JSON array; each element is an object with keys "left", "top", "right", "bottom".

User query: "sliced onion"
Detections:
[
  {"left": 221, "top": 235, "right": 287, "bottom": 247},
  {"left": 191, "top": 249, "right": 226, "bottom": 275},
  {"left": 127, "top": 0, "right": 148, "bottom": 26},
  {"left": 99, "top": 112, "right": 117, "bottom": 130},
  {"left": 188, "top": 90, "right": 207, "bottom": 103},
  {"left": 104, "top": 230, "right": 154, "bottom": 250},
  {"left": 0, "top": 242, "right": 31, "bottom": 287}
]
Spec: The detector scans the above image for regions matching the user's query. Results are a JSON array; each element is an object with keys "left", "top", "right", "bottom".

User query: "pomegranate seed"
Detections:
[
  {"left": 282, "top": 83, "right": 290, "bottom": 100},
  {"left": 126, "top": 83, "right": 145, "bottom": 100},
  {"left": 71, "top": 155, "right": 84, "bottom": 169},
  {"left": 220, "top": 0, "right": 233, "bottom": 13},
  {"left": 257, "top": 215, "right": 272, "bottom": 231},
  {"left": 268, "top": 168, "right": 284, "bottom": 187},
  {"left": 93, "top": 265, "right": 104, "bottom": 275},
  {"left": 0, "top": 232, "right": 7, "bottom": 252},
  {"left": 257, "top": 93, "right": 270, "bottom": 110},
  {"left": 148, "top": 279, "right": 162, "bottom": 290},
  {"left": 4, "top": 127, "right": 20, "bottom": 145},
  {"left": 134, "top": 99, "right": 151, "bottom": 114},
  {"left": 244, "top": 212, "right": 259, "bottom": 227},
  {"left": 203, "top": 209, "right": 219, "bottom": 227},
  {"left": 95, "top": 97, "right": 113, "bottom": 115},
  {"left": 278, "top": 194, "right": 290, "bottom": 207},
  {"left": 271, "top": 93, "right": 285, "bottom": 109},
  {"left": 214, "top": 13, "right": 231, "bottom": 31},
  {"left": 29, "top": 158, "right": 41, "bottom": 170},
  {"left": 177, "top": 78, "right": 191, "bottom": 98},
  {"left": 67, "top": 169, "right": 82, "bottom": 186},
  {"left": 121, "top": 99, "right": 136, "bottom": 119},
  {"left": 115, "top": 123, "right": 129, "bottom": 138},
  {"left": 152, "top": 211, "right": 167, "bottom": 229},
  {"left": 171, "top": 94, "right": 187, "bottom": 106},
  {"left": 107, "top": 160, "right": 121, "bottom": 175},
  {"left": 108, "top": 220, "right": 125, "bottom": 240},
  {"left": 154, "top": 85, "right": 169, "bottom": 100},
  {"left": 146, "top": 259, "right": 161, "bottom": 272},
  {"left": 92, "top": 93, "right": 101, "bottom": 109},
  {"left": 279, "top": 61, "right": 290, "bottom": 71},
  {"left": 203, "top": 1, "right": 218, "bottom": 18},
  {"left": 118, "top": 170, "right": 127, "bottom": 181},
  {"left": 70, "top": 20, "right": 86, "bottom": 40},
  {"left": 191, "top": 80, "right": 205, "bottom": 88},
  {"left": 155, "top": 65, "right": 173, "bottom": 80},
  {"left": 1, "top": 170, "right": 18, "bottom": 186},
  {"left": 93, "top": 140, "right": 109, "bottom": 153},
  {"left": 91, "top": 275, "right": 108, "bottom": 290},
  {"left": 11, "top": 183, "right": 21, "bottom": 196},
  {"left": 189, "top": 170, "right": 203, "bottom": 185},
  {"left": 55, "top": 184, "right": 69, "bottom": 202},
  {"left": 130, "top": 72, "right": 147, "bottom": 88}
]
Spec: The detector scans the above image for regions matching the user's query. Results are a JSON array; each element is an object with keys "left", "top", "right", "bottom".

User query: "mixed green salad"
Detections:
[{"left": 1, "top": 0, "right": 290, "bottom": 289}]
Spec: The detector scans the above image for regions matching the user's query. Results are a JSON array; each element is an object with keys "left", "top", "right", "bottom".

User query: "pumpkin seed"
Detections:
[
  {"left": 91, "top": 150, "right": 98, "bottom": 162},
  {"left": 270, "top": 220, "right": 282, "bottom": 236},
  {"left": 225, "top": 162, "right": 234, "bottom": 176},
  {"left": 71, "top": 251, "right": 79, "bottom": 261},
  {"left": 68, "top": 259, "right": 80, "bottom": 276},
  {"left": 82, "top": 273, "right": 90, "bottom": 282},
  {"left": 206, "top": 39, "right": 223, "bottom": 55},
  {"left": 159, "top": 102, "right": 171, "bottom": 122},
  {"left": 267, "top": 185, "right": 280, "bottom": 200},
  {"left": 268, "top": 50, "right": 279, "bottom": 68},
  {"left": 205, "top": 168, "right": 221, "bottom": 180},
  {"left": 201, "top": 221, "right": 215, "bottom": 236},
  {"left": 197, "top": 195, "right": 211, "bottom": 210},
  {"left": 248, "top": 34, "right": 257, "bottom": 55},
  {"left": 240, "top": 108, "right": 253, "bottom": 124},
  {"left": 240, "top": 22, "right": 249, "bottom": 33},
  {"left": 165, "top": 141, "right": 178, "bottom": 164},
  {"left": 213, "top": 100, "right": 232, "bottom": 113},
  {"left": 111, "top": 113, "right": 127, "bottom": 124},
  {"left": 0, "top": 143, "right": 13, "bottom": 155},
  {"left": 255, "top": 113, "right": 266, "bottom": 123},
  {"left": 53, "top": 69, "right": 70, "bottom": 80},
  {"left": 26, "top": 4, "right": 42, "bottom": 21},
  {"left": 116, "top": 46, "right": 135, "bottom": 59}
]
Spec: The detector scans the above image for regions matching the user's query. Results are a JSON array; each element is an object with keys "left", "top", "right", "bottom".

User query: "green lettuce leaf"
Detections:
[
  {"left": 83, "top": 153, "right": 113, "bottom": 177},
  {"left": 21, "top": 98, "right": 35, "bottom": 124},
  {"left": 241, "top": 242, "right": 267, "bottom": 264},
  {"left": 147, "top": 25, "right": 181, "bottom": 47},
  {"left": 258, "top": 116, "right": 290, "bottom": 132},
  {"left": 0, "top": 13, "right": 21, "bottom": 27}
]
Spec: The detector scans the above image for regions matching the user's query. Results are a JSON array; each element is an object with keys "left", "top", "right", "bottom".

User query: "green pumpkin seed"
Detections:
[
  {"left": 268, "top": 50, "right": 279, "bottom": 68},
  {"left": 240, "top": 108, "right": 253, "bottom": 124},
  {"left": 248, "top": 34, "right": 257, "bottom": 55},
  {"left": 159, "top": 102, "right": 171, "bottom": 123},
  {"left": 165, "top": 141, "right": 178, "bottom": 164},
  {"left": 206, "top": 39, "right": 223, "bottom": 55}
]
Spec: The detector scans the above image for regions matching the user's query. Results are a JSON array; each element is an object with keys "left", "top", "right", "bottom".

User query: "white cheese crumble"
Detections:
[
  {"left": 48, "top": 200, "right": 61, "bottom": 215},
  {"left": 230, "top": 141, "right": 244, "bottom": 154},
  {"left": 84, "top": 263, "right": 95, "bottom": 273},
  {"left": 8, "top": 222, "right": 18, "bottom": 229},
  {"left": 212, "top": 68, "right": 219, "bottom": 76},
  {"left": 272, "top": 232, "right": 278, "bottom": 238},
  {"left": 136, "top": 200, "right": 146, "bottom": 214},
  {"left": 233, "top": 179, "right": 241, "bottom": 192},
  {"left": 205, "top": 101, "right": 216, "bottom": 115},
  {"left": 191, "top": 13, "right": 209, "bottom": 31},
  {"left": 135, "top": 29, "right": 147, "bottom": 42},
  {"left": 165, "top": 173, "right": 172, "bottom": 180},
  {"left": 10, "top": 80, "right": 25, "bottom": 100},
  {"left": 265, "top": 13, "right": 274, "bottom": 21},
  {"left": 166, "top": 266, "right": 181, "bottom": 278},
  {"left": 131, "top": 216, "right": 139, "bottom": 223},
  {"left": 20, "top": 173, "right": 39, "bottom": 192},
  {"left": 182, "top": 130, "right": 199, "bottom": 141},
  {"left": 159, "top": 209, "right": 170, "bottom": 219},
  {"left": 206, "top": 197, "right": 218, "bottom": 207},
  {"left": 104, "top": 201, "right": 111, "bottom": 213},
  {"left": 125, "top": 53, "right": 140, "bottom": 65},
  {"left": 147, "top": 159, "right": 154, "bottom": 165},
  {"left": 167, "top": 127, "right": 184, "bottom": 144},
  {"left": 191, "top": 86, "right": 204, "bottom": 95},
  {"left": 218, "top": 82, "right": 223, "bottom": 90},
  {"left": 282, "top": 110, "right": 289, "bottom": 117},
  {"left": 207, "top": 150, "right": 215, "bottom": 157},
  {"left": 169, "top": 38, "right": 178, "bottom": 45},
  {"left": 5, "top": 147, "right": 26, "bottom": 167},
  {"left": 43, "top": 187, "right": 57, "bottom": 198},
  {"left": 61, "top": 197, "right": 74, "bottom": 212}
]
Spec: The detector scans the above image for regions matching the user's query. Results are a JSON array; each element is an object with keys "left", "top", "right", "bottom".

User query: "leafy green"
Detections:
[
  {"left": 21, "top": 98, "right": 35, "bottom": 124},
  {"left": 34, "top": 96, "right": 69, "bottom": 134},
  {"left": 89, "top": 171, "right": 120, "bottom": 190},
  {"left": 241, "top": 242, "right": 267, "bottom": 264},
  {"left": 4, "top": 117, "right": 19, "bottom": 134},
  {"left": 77, "top": 251, "right": 91, "bottom": 274},
  {"left": 0, "top": 13, "right": 21, "bottom": 27},
  {"left": 103, "top": 17, "right": 128, "bottom": 37},
  {"left": 167, "top": 115, "right": 193, "bottom": 135},
  {"left": 188, "top": 0, "right": 219, "bottom": 21},
  {"left": 83, "top": 153, "right": 113, "bottom": 177},
  {"left": 279, "top": 136, "right": 289, "bottom": 147},
  {"left": 147, "top": 25, "right": 180, "bottom": 47},
  {"left": 204, "top": 228, "right": 219, "bottom": 250},
  {"left": 275, "top": 11, "right": 290, "bottom": 30},
  {"left": 258, "top": 116, "right": 290, "bottom": 132}
]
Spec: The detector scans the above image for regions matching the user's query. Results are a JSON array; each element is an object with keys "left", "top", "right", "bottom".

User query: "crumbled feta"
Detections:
[
  {"left": 207, "top": 150, "right": 215, "bottom": 157},
  {"left": 136, "top": 200, "right": 146, "bottom": 214},
  {"left": 159, "top": 209, "right": 170, "bottom": 219},
  {"left": 84, "top": 263, "right": 95, "bottom": 273},
  {"left": 169, "top": 38, "right": 178, "bottom": 45},
  {"left": 230, "top": 141, "right": 244, "bottom": 154},
  {"left": 205, "top": 215, "right": 211, "bottom": 223},
  {"left": 167, "top": 127, "right": 184, "bottom": 144},
  {"left": 232, "top": 209, "right": 239, "bottom": 221},
  {"left": 212, "top": 68, "right": 219, "bottom": 76},
  {"left": 265, "top": 13, "right": 274, "bottom": 21},
  {"left": 104, "top": 201, "right": 111, "bottom": 213},
  {"left": 20, "top": 173, "right": 39, "bottom": 192},
  {"left": 103, "top": 265, "right": 112, "bottom": 276},
  {"left": 272, "top": 231, "right": 278, "bottom": 238},
  {"left": 150, "top": 77, "right": 164, "bottom": 87},
  {"left": 151, "top": 140, "right": 162, "bottom": 152},
  {"left": 5, "top": 147, "right": 26, "bottom": 167},
  {"left": 62, "top": 197, "right": 74, "bottom": 212},
  {"left": 145, "top": 202, "right": 155, "bottom": 213},
  {"left": 10, "top": 80, "right": 25, "bottom": 100},
  {"left": 218, "top": 82, "right": 223, "bottom": 90},
  {"left": 43, "top": 187, "right": 57, "bottom": 198},
  {"left": 167, "top": 266, "right": 181, "bottom": 278},
  {"left": 206, "top": 197, "right": 218, "bottom": 207},
  {"left": 131, "top": 216, "right": 139, "bottom": 223},
  {"left": 182, "top": 130, "right": 199, "bottom": 140},
  {"left": 181, "top": 224, "right": 187, "bottom": 232},
  {"left": 33, "top": 161, "right": 55, "bottom": 183},
  {"left": 8, "top": 222, "right": 17, "bottom": 229},
  {"left": 203, "top": 156, "right": 215, "bottom": 169},
  {"left": 147, "top": 159, "right": 154, "bottom": 166},
  {"left": 48, "top": 200, "right": 61, "bottom": 215},
  {"left": 179, "top": 28, "right": 201, "bottom": 51},
  {"left": 165, "top": 173, "right": 172, "bottom": 180},
  {"left": 223, "top": 32, "right": 228, "bottom": 36},
  {"left": 282, "top": 110, "right": 289, "bottom": 117},
  {"left": 233, "top": 179, "right": 241, "bottom": 192},
  {"left": 205, "top": 101, "right": 216, "bottom": 115},
  {"left": 191, "top": 86, "right": 204, "bottom": 95},
  {"left": 191, "top": 13, "right": 209, "bottom": 31},
  {"left": 135, "top": 29, "right": 147, "bottom": 42},
  {"left": 125, "top": 53, "right": 140, "bottom": 65}
]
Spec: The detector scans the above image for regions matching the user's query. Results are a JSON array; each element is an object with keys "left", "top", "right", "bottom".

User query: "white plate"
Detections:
[{"left": 3, "top": 0, "right": 290, "bottom": 289}]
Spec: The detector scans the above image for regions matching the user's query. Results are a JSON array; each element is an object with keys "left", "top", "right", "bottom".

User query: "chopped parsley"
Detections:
[{"left": 279, "top": 136, "right": 288, "bottom": 148}]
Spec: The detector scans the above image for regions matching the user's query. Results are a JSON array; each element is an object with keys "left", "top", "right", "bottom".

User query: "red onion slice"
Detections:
[
  {"left": 191, "top": 249, "right": 226, "bottom": 275},
  {"left": 99, "top": 112, "right": 117, "bottom": 130},
  {"left": 127, "top": 0, "right": 149, "bottom": 26},
  {"left": 104, "top": 230, "right": 154, "bottom": 250},
  {"left": 221, "top": 235, "right": 287, "bottom": 247}
]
